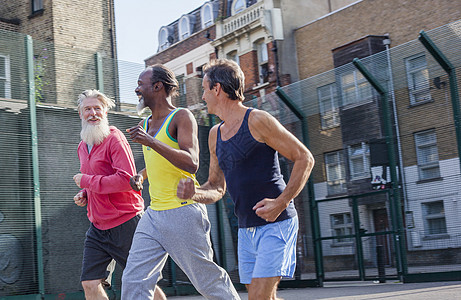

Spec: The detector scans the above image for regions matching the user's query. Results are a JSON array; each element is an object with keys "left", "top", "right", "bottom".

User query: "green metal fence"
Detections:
[
  {"left": 260, "top": 18, "right": 461, "bottom": 285},
  {"left": 1, "top": 18, "right": 461, "bottom": 299}
]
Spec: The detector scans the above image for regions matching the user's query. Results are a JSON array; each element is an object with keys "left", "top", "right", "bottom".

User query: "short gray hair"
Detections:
[
  {"left": 202, "top": 59, "right": 245, "bottom": 101},
  {"left": 77, "top": 89, "right": 115, "bottom": 113}
]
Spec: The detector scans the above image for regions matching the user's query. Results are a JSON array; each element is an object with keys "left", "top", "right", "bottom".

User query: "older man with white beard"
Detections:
[{"left": 72, "top": 89, "right": 166, "bottom": 300}]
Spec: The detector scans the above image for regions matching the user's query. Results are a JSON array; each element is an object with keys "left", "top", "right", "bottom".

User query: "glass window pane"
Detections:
[
  {"left": 259, "top": 43, "right": 268, "bottom": 62},
  {"left": 0, "top": 57, "right": 5, "bottom": 78},
  {"left": 409, "top": 55, "right": 426, "bottom": 70},
  {"left": 234, "top": 0, "right": 245, "bottom": 13},
  {"left": 428, "top": 218, "right": 447, "bottom": 234},
  {"left": 0, "top": 80, "right": 5, "bottom": 97}
]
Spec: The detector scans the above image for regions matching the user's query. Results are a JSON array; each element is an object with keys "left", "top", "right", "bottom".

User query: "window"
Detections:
[
  {"left": 348, "top": 142, "right": 370, "bottom": 180},
  {"left": 179, "top": 17, "right": 190, "bottom": 40},
  {"left": 340, "top": 69, "right": 372, "bottom": 106},
  {"left": 32, "top": 0, "right": 43, "bottom": 13},
  {"left": 201, "top": 2, "right": 215, "bottom": 28},
  {"left": 318, "top": 83, "right": 340, "bottom": 128},
  {"left": 422, "top": 201, "right": 447, "bottom": 235},
  {"left": 0, "top": 55, "right": 11, "bottom": 99},
  {"left": 255, "top": 40, "right": 269, "bottom": 84},
  {"left": 159, "top": 27, "right": 171, "bottom": 51},
  {"left": 178, "top": 15, "right": 196, "bottom": 40},
  {"left": 232, "top": 0, "right": 246, "bottom": 15},
  {"left": 325, "top": 151, "right": 347, "bottom": 195},
  {"left": 406, "top": 53, "right": 431, "bottom": 105},
  {"left": 226, "top": 50, "right": 239, "bottom": 65},
  {"left": 415, "top": 129, "right": 440, "bottom": 180},
  {"left": 331, "top": 213, "right": 353, "bottom": 244}
]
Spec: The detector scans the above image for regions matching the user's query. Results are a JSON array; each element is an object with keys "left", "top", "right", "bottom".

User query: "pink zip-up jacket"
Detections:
[{"left": 77, "top": 126, "right": 144, "bottom": 230}]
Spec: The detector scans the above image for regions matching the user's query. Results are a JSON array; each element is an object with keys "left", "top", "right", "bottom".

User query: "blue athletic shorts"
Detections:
[{"left": 237, "top": 215, "right": 298, "bottom": 284}]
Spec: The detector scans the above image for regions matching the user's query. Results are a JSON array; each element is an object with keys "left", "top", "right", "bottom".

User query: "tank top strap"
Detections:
[
  {"left": 217, "top": 121, "right": 224, "bottom": 141},
  {"left": 143, "top": 115, "right": 152, "bottom": 131}
]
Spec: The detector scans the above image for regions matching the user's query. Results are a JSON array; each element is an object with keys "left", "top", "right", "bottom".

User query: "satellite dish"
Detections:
[{"left": 167, "top": 35, "right": 174, "bottom": 44}]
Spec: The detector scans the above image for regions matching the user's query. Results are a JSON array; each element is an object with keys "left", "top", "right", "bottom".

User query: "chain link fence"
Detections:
[{"left": 1, "top": 18, "right": 461, "bottom": 298}]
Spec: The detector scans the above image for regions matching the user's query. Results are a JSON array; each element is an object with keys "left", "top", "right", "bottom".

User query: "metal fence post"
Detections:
[
  {"left": 419, "top": 30, "right": 461, "bottom": 174},
  {"left": 26, "top": 34, "right": 45, "bottom": 297},
  {"left": 352, "top": 58, "right": 408, "bottom": 279},
  {"left": 275, "top": 87, "right": 323, "bottom": 286}
]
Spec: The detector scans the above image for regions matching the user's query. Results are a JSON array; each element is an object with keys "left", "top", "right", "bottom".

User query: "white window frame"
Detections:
[
  {"left": 0, "top": 54, "right": 11, "bottom": 99},
  {"left": 179, "top": 16, "right": 191, "bottom": 40},
  {"left": 348, "top": 142, "right": 370, "bottom": 180},
  {"left": 340, "top": 69, "right": 373, "bottom": 107},
  {"left": 226, "top": 50, "right": 239, "bottom": 65},
  {"left": 159, "top": 27, "right": 171, "bottom": 51},
  {"left": 422, "top": 201, "right": 447, "bottom": 236},
  {"left": 201, "top": 2, "right": 215, "bottom": 29},
  {"left": 405, "top": 53, "right": 431, "bottom": 105},
  {"left": 415, "top": 129, "right": 440, "bottom": 180},
  {"left": 330, "top": 212, "right": 353, "bottom": 245},
  {"left": 255, "top": 39, "right": 268, "bottom": 84},
  {"left": 231, "top": 0, "right": 246, "bottom": 15},
  {"left": 325, "top": 150, "right": 347, "bottom": 195},
  {"left": 318, "top": 83, "right": 340, "bottom": 129}
]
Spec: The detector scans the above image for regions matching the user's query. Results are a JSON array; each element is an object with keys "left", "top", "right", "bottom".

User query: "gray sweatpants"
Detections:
[{"left": 121, "top": 203, "right": 240, "bottom": 300}]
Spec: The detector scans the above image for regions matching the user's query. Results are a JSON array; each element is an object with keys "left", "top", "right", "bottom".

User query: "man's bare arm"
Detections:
[
  {"left": 177, "top": 125, "right": 226, "bottom": 204},
  {"left": 127, "top": 109, "right": 199, "bottom": 174}
]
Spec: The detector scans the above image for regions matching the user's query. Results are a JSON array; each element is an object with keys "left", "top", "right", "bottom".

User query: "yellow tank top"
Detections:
[{"left": 143, "top": 108, "right": 198, "bottom": 210}]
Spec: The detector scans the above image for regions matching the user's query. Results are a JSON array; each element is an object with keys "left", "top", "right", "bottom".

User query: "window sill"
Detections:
[
  {"left": 330, "top": 242, "right": 354, "bottom": 248},
  {"left": 28, "top": 9, "right": 44, "bottom": 19},
  {"left": 321, "top": 124, "right": 340, "bottom": 130},
  {"left": 422, "top": 233, "right": 449, "bottom": 240},
  {"left": 408, "top": 98, "right": 434, "bottom": 108},
  {"left": 252, "top": 82, "right": 270, "bottom": 90},
  {"left": 416, "top": 177, "right": 443, "bottom": 184},
  {"left": 326, "top": 192, "right": 348, "bottom": 198},
  {"left": 341, "top": 98, "right": 374, "bottom": 110}
]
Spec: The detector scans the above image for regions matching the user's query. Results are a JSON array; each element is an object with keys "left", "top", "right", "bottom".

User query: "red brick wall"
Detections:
[{"left": 239, "top": 50, "right": 258, "bottom": 91}]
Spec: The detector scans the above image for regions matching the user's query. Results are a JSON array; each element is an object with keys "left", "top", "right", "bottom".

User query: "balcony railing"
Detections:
[{"left": 222, "top": 2, "right": 264, "bottom": 36}]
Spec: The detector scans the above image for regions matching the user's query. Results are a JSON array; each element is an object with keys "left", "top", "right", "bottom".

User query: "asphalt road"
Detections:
[{"left": 167, "top": 281, "right": 461, "bottom": 299}]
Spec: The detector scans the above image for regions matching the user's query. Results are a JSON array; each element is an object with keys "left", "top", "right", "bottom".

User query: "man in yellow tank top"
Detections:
[{"left": 121, "top": 64, "right": 240, "bottom": 300}]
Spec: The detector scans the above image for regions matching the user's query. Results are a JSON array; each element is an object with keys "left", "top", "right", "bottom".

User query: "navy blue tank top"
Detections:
[{"left": 216, "top": 108, "right": 297, "bottom": 228}]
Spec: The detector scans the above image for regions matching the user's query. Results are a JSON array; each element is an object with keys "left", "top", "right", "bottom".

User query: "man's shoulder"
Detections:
[
  {"left": 109, "top": 125, "right": 120, "bottom": 132},
  {"left": 248, "top": 109, "right": 274, "bottom": 126},
  {"left": 171, "top": 108, "right": 196, "bottom": 125},
  {"left": 107, "top": 126, "right": 127, "bottom": 142}
]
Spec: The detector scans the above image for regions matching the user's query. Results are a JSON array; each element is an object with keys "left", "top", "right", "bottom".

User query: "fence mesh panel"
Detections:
[{"left": 1, "top": 18, "right": 461, "bottom": 297}]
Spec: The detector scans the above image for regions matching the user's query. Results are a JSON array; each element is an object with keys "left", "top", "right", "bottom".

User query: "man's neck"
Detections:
[
  {"left": 148, "top": 98, "right": 176, "bottom": 120},
  {"left": 219, "top": 101, "right": 246, "bottom": 123}
]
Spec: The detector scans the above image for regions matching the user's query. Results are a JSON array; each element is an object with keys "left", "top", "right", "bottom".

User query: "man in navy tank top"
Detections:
[{"left": 177, "top": 59, "right": 315, "bottom": 300}]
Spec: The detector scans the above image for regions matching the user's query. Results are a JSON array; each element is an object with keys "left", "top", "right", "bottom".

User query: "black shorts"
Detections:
[{"left": 80, "top": 214, "right": 142, "bottom": 282}]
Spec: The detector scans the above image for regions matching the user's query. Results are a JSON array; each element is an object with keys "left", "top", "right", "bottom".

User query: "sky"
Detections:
[{"left": 114, "top": 0, "right": 206, "bottom": 64}]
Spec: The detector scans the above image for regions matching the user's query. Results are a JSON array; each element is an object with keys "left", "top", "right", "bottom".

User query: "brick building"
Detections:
[
  {"left": 0, "top": 0, "right": 118, "bottom": 106},
  {"left": 293, "top": 0, "right": 461, "bottom": 272},
  {"left": 145, "top": 0, "right": 358, "bottom": 118}
]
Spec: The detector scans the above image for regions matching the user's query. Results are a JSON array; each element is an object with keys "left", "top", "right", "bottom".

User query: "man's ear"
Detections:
[
  {"left": 214, "top": 83, "right": 221, "bottom": 95},
  {"left": 154, "top": 82, "right": 163, "bottom": 91}
]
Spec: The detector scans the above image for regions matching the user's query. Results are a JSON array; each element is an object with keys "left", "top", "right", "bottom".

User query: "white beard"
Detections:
[
  {"left": 80, "top": 117, "right": 110, "bottom": 146},
  {"left": 137, "top": 98, "right": 147, "bottom": 116}
]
